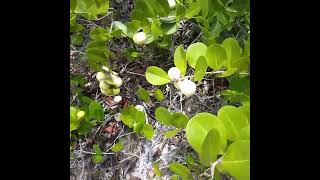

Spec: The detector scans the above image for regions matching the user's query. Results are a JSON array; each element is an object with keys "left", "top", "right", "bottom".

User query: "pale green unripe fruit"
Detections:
[
  {"left": 180, "top": 79, "right": 196, "bottom": 97},
  {"left": 135, "top": 105, "right": 144, "bottom": 112},
  {"left": 77, "top": 111, "right": 85, "bottom": 119},
  {"left": 101, "top": 88, "right": 113, "bottom": 95},
  {"left": 133, "top": 32, "right": 146, "bottom": 45},
  {"left": 110, "top": 74, "right": 123, "bottom": 88},
  {"left": 112, "top": 88, "right": 120, "bottom": 95},
  {"left": 96, "top": 71, "right": 108, "bottom": 81},
  {"left": 99, "top": 80, "right": 110, "bottom": 91},
  {"left": 167, "top": 0, "right": 176, "bottom": 9},
  {"left": 168, "top": 67, "right": 181, "bottom": 81},
  {"left": 113, "top": 95, "right": 122, "bottom": 103}
]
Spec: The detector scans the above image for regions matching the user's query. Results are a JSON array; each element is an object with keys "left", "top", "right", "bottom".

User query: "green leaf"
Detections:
[
  {"left": 126, "top": 20, "right": 142, "bottom": 37},
  {"left": 120, "top": 105, "right": 146, "bottom": 128},
  {"left": 134, "top": 0, "right": 157, "bottom": 19},
  {"left": 217, "top": 140, "right": 250, "bottom": 180},
  {"left": 111, "top": 139, "right": 125, "bottom": 152},
  {"left": 206, "top": 43, "right": 227, "bottom": 70},
  {"left": 199, "top": 128, "right": 221, "bottom": 166},
  {"left": 155, "top": 0, "right": 170, "bottom": 17},
  {"left": 85, "top": 41, "right": 109, "bottom": 71},
  {"left": 88, "top": 101, "right": 104, "bottom": 121},
  {"left": 92, "top": 144, "right": 103, "bottom": 163},
  {"left": 70, "top": 0, "right": 77, "bottom": 12},
  {"left": 71, "top": 33, "right": 83, "bottom": 45},
  {"left": 186, "top": 113, "right": 227, "bottom": 154},
  {"left": 161, "top": 22, "right": 177, "bottom": 35},
  {"left": 185, "top": 153, "right": 196, "bottom": 166},
  {"left": 217, "top": 106, "right": 249, "bottom": 141},
  {"left": 142, "top": 124, "right": 154, "bottom": 140},
  {"left": 194, "top": 56, "right": 207, "bottom": 82},
  {"left": 78, "top": 119, "right": 92, "bottom": 135},
  {"left": 186, "top": 42, "right": 207, "bottom": 69},
  {"left": 133, "top": 123, "right": 144, "bottom": 133},
  {"left": 231, "top": 56, "right": 249, "bottom": 73},
  {"left": 151, "top": 19, "right": 163, "bottom": 37},
  {"left": 228, "top": 76, "right": 250, "bottom": 95},
  {"left": 221, "top": 38, "right": 241, "bottom": 68},
  {"left": 174, "top": 45, "right": 187, "bottom": 76},
  {"left": 171, "top": 112, "right": 189, "bottom": 128},
  {"left": 111, "top": 21, "right": 128, "bottom": 35},
  {"left": 168, "top": 162, "right": 192, "bottom": 180},
  {"left": 154, "top": 89, "right": 164, "bottom": 101},
  {"left": 239, "top": 126, "right": 250, "bottom": 140},
  {"left": 242, "top": 40, "right": 250, "bottom": 57},
  {"left": 155, "top": 107, "right": 172, "bottom": 125},
  {"left": 164, "top": 128, "right": 181, "bottom": 138},
  {"left": 145, "top": 34, "right": 155, "bottom": 44},
  {"left": 185, "top": 2, "right": 201, "bottom": 19},
  {"left": 89, "top": 28, "right": 109, "bottom": 41},
  {"left": 239, "top": 102, "right": 250, "bottom": 122},
  {"left": 137, "top": 88, "right": 151, "bottom": 102},
  {"left": 145, "top": 66, "right": 171, "bottom": 85},
  {"left": 74, "top": 0, "right": 110, "bottom": 20},
  {"left": 153, "top": 163, "right": 162, "bottom": 177},
  {"left": 198, "top": 0, "right": 209, "bottom": 17},
  {"left": 70, "top": 107, "right": 79, "bottom": 131},
  {"left": 221, "top": 90, "right": 250, "bottom": 103},
  {"left": 176, "top": 4, "right": 187, "bottom": 22},
  {"left": 170, "top": 175, "right": 179, "bottom": 180},
  {"left": 216, "top": 68, "right": 237, "bottom": 78}
]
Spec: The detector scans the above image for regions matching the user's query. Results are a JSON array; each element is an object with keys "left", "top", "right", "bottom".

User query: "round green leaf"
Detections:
[
  {"left": 89, "top": 28, "right": 109, "bottom": 41},
  {"left": 142, "top": 124, "right": 154, "bottom": 140},
  {"left": 155, "top": 107, "right": 172, "bottom": 125},
  {"left": 239, "top": 126, "right": 250, "bottom": 140},
  {"left": 174, "top": 45, "right": 187, "bottom": 76},
  {"left": 217, "top": 140, "right": 250, "bottom": 180},
  {"left": 194, "top": 56, "right": 208, "bottom": 82},
  {"left": 70, "top": 107, "right": 79, "bottom": 131},
  {"left": 111, "top": 139, "right": 125, "bottom": 152},
  {"left": 186, "top": 113, "right": 227, "bottom": 154},
  {"left": 171, "top": 112, "right": 189, "bottom": 128},
  {"left": 199, "top": 128, "right": 221, "bottom": 166},
  {"left": 168, "top": 162, "right": 192, "bottom": 180},
  {"left": 145, "top": 66, "right": 171, "bottom": 85},
  {"left": 206, "top": 43, "right": 227, "bottom": 70},
  {"left": 164, "top": 128, "right": 181, "bottom": 138},
  {"left": 154, "top": 89, "right": 164, "bottom": 101},
  {"left": 186, "top": 42, "right": 207, "bottom": 68},
  {"left": 137, "top": 87, "right": 151, "bottom": 102},
  {"left": 221, "top": 38, "right": 241, "bottom": 68},
  {"left": 217, "top": 106, "right": 249, "bottom": 141}
]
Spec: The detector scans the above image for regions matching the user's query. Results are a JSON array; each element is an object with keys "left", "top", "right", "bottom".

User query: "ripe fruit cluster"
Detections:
[
  {"left": 96, "top": 67, "right": 123, "bottom": 96},
  {"left": 168, "top": 67, "right": 196, "bottom": 97}
]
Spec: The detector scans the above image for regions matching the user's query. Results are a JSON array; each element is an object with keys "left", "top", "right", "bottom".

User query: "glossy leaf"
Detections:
[
  {"left": 137, "top": 88, "right": 151, "bottom": 102},
  {"left": 111, "top": 139, "right": 125, "bottom": 152},
  {"left": 186, "top": 113, "right": 227, "bottom": 153},
  {"left": 155, "top": 107, "right": 172, "bottom": 125},
  {"left": 88, "top": 101, "right": 104, "bottom": 121},
  {"left": 153, "top": 163, "right": 162, "bottom": 177},
  {"left": 120, "top": 105, "right": 145, "bottom": 128},
  {"left": 221, "top": 38, "right": 241, "bottom": 68},
  {"left": 206, "top": 43, "right": 227, "bottom": 70},
  {"left": 194, "top": 56, "right": 207, "bottom": 82},
  {"left": 89, "top": 28, "right": 109, "bottom": 41},
  {"left": 164, "top": 128, "right": 181, "bottom": 138},
  {"left": 217, "top": 106, "right": 249, "bottom": 141},
  {"left": 186, "top": 42, "right": 207, "bottom": 68},
  {"left": 142, "top": 124, "right": 154, "bottom": 140},
  {"left": 92, "top": 144, "right": 103, "bottom": 163},
  {"left": 174, "top": 45, "right": 187, "bottom": 76},
  {"left": 171, "top": 112, "right": 189, "bottom": 128},
  {"left": 70, "top": 107, "right": 79, "bottom": 131},
  {"left": 168, "top": 162, "right": 192, "bottom": 180},
  {"left": 154, "top": 89, "right": 164, "bottom": 101},
  {"left": 217, "top": 140, "right": 250, "bottom": 180},
  {"left": 199, "top": 128, "right": 221, "bottom": 166},
  {"left": 185, "top": 2, "right": 201, "bottom": 19},
  {"left": 145, "top": 66, "right": 171, "bottom": 85}
]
